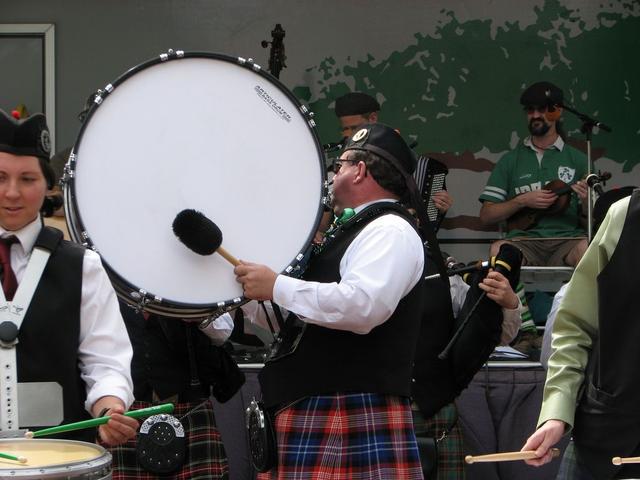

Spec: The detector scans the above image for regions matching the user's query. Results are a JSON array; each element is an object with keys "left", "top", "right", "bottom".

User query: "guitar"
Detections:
[{"left": 506, "top": 179, "right": 576, "bottom": 232}]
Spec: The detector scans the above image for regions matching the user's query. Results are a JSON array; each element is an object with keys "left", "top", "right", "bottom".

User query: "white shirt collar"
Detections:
[
  {"left": 524, "top": 135, "right": 565, "bottom": 152},
  {"left": 0, "top": 217, "right": 43, "bottom": 254}
]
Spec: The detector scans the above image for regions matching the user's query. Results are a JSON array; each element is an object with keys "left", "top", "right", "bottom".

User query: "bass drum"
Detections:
[{"left": 64, "top": 50, "right": 326, "bottom": 318}]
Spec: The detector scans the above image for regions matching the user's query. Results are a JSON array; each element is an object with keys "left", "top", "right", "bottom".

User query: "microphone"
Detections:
[
  {"left": 172, "top": 209, "right": 240, "bottom": 266},
  {"left": 41, "top": 194, "right": 64, "bottom": 217},
  {"left": 544, "top": 91, "right": 612, "bottom": 132}
]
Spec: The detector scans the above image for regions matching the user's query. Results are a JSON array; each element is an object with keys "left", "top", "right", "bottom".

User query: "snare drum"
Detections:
[
  {"left": 64, "top": 50, "right": 326, "bottom": 317},
  {"left": 0, "top": 439, "right": 111, "bottom": 479}
]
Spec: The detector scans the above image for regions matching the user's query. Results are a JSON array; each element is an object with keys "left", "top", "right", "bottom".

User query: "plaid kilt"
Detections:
[
  {"left": 412, "top": 402, "right": 464, "bottom": 480},
  {"left": 257, "top": 392, "right": 423, "bottom": 480},
  {"left": 106, "top": 399, "right": 228, "bottom": 480}
]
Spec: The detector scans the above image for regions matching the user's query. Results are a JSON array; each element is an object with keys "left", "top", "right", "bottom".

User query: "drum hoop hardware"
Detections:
[
  {"left": 159, "top": 49, "right": 185, "bottom": 62},
  {"left": 129, "top": 289, "right": 163, "bottom": 312},
  {"left": 61, "top": 152, "right": 76, "bottom": 183}
]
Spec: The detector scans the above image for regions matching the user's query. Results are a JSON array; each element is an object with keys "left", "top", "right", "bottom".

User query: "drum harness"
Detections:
[{"left": 0, "top": 228, "right": 58, "bottom": 435}]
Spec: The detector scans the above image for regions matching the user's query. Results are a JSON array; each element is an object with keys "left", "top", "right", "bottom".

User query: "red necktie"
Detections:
[{"left": 0, "top": 237, "right": 18, "bottom": 301}]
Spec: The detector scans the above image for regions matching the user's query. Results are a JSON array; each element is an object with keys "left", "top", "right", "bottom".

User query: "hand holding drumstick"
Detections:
[{"left": 521, "top": 419, "right": 567, "bottom": 467}]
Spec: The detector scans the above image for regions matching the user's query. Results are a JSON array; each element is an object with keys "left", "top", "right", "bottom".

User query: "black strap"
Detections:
[
  {"left": 271, "top": 302, "right": 286, "bottom": 331},
  {"left": 157, "top": 316, "right": 201, "bottom": 392},
  {"left": 34, "top": 225, "right": 63, "bottom": 252}
]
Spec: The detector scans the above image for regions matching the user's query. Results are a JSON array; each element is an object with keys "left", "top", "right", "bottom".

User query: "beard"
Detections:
[{"left": 528, "top": 118, "right": 551, "bottom": 137}]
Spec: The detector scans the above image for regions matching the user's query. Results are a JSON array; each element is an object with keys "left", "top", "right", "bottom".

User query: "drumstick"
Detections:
[
  {"left": 465, "top": 448, "right": 560, "bottom": 464},
  {"left": 172, "top": 209, "right": 240, "bottom": 266},
  {"left": 0, "top": 451, "right": 27, "bottom": 463},
  {"left": 612, "top": 456, "right": 640, "bottom": 465},
  {"left": 25, "top": 403, "right": 174, "bottom": 438}
]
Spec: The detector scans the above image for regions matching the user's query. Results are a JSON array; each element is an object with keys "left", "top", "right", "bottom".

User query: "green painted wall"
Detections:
[{"left": 297, "top": 0, "right": 639, "bottom": 172}]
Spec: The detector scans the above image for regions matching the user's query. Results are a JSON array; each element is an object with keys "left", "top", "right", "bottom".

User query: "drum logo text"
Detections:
[{"left": 254, "top": 86, "right": 292, "bottom": 123}]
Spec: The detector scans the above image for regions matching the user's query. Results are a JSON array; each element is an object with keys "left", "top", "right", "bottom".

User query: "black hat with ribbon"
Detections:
[
  {"left": 520, "top": 81, "right": 564, "bottom": 108},
  {"left": 334, "top": 92, "right": 380, "bottom": 117},
  {"left": 0, "top": 109, "right": 54, "bottom": 187},
  {"left": 0, "top": 109, "right": 51, "bottom": 161},
  {"left": 342, "top": 122, "right": 416, "bottom": 175}
]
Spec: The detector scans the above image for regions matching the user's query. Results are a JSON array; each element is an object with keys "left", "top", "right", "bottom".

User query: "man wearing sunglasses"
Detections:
[
  {"left": 479, "top": 81, "right": 589, "bottom": 268},
  {"left": 478, "top": 81, "right": 589, "bottom": 354}
]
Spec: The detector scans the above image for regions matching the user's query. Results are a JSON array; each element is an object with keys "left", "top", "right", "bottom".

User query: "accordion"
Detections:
[{"left": 413, "top": 156, "right": 449, "bottom": 232}]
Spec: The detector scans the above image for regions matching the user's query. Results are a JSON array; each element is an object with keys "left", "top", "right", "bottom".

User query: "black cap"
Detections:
[
  {"left": 0, "top": 109, "right": 51, "bottom": 161},
  {"left": 520, "top": 81, "right": 563, "bottom": 107},
  {"left": 334, "top": 92, "right": 380, "bottom": 117},
  {"left": 343, "top": 123, "right": 416, "bottom": 175}
]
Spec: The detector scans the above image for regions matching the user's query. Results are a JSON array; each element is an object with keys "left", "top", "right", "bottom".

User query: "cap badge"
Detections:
[{"left": 352, "top": 128, "right": 368, "bottom": 142}]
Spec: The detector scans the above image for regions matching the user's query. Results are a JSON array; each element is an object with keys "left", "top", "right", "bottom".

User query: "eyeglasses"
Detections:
[{"left": 331, "top": 158, "right": 358, "bottom": 174}]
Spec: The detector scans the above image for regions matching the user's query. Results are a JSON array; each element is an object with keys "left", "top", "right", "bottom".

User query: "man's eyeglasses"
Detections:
[{"left": 331, "top": 158, "right": 358, "bottom": 174}]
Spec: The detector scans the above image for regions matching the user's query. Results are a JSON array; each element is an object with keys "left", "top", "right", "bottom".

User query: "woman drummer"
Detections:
[{"left": 0, "top": 109, "right": 137, "bottom": 445}]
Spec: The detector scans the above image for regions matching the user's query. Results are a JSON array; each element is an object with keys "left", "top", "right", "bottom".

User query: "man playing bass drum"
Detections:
[{"left": 478, "top": 81, "right": 589, "bottom": 267}]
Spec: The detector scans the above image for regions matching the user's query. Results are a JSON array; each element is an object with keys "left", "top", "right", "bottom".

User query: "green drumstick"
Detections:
[
  {"left": 27, "top": 403, "right": 174, "bottom": 438},
  {"left": 0, "top": 451, "right": 27, "bottom": 463}
]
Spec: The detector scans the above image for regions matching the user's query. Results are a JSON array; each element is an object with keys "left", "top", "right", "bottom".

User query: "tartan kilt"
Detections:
[
  {"left": 413, "top": 402, "right": 464, "bottom": 480},
  {"left": 257, "top": 392, "right": 423, "bottom": 480},
  {"left": 106, "top": 399, "right": 228, "bottom": 480}
]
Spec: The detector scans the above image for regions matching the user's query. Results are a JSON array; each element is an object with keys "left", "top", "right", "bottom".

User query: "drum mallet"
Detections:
[
  {"left": 613, "top": 456, "right": 640, "bottom": 465},
  {"left": 465, "top": 448, "right": 560, "bottom": 464},
  {"left": 25, "top": 403, "right": 174, "bottom": 438},
  {"left": 172, "top": 209, "right": 240, "bottom": 266}
]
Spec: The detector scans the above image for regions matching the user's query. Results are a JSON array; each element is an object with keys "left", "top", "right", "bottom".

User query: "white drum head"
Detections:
[{"left": 67, "top": 53, "right": 325, "bottom": 314}]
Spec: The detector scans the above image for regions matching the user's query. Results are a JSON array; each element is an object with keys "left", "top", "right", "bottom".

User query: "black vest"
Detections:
[
  {"left": 259, "top": 203, "right": 425, "bottom": 408},
  {"left": 15, "top": 227, "right": 91, "bottom": 441},
  {"left": 120, "top": 306, "right": 231, "bottom": 402},
  {"left": 573, "top": 190, "right": 640, "bottom": 479},
  {"left": 411, "top": 251, "right": 456, "bottom": 418}
]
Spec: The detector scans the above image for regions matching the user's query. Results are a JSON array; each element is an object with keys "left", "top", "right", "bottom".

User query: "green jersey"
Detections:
[{"left": 479, "top": 139, "right": 588, "bottom": 238}]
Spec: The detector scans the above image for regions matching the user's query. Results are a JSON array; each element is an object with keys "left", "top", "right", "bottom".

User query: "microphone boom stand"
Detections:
[{"left": 559, "top": 103, "right": 612, "bottom": 243}]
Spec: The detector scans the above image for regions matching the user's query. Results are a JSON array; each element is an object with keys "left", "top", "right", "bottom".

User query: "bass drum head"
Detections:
[{"left": 67, "top": 52, "right": 325, "bottom": 316}]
